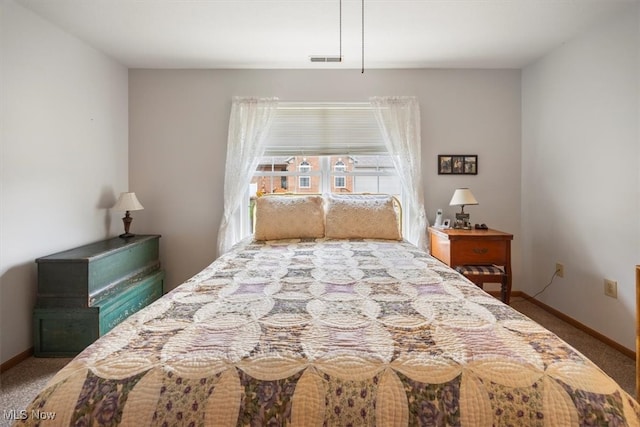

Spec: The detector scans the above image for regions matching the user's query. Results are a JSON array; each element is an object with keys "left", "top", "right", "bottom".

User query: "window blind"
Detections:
[{"left": 264, "top": 102, "right": 387, "bottom": 156}]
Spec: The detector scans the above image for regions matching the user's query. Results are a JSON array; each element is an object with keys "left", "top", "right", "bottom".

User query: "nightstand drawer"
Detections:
[{"left": 453, "top": 240, "right": 507, "bottom": 265}]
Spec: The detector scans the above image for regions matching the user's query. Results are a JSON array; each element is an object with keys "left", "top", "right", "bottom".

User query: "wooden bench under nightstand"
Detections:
[{"left": 428, "top": 227, "right": 514, "bottom": 304}]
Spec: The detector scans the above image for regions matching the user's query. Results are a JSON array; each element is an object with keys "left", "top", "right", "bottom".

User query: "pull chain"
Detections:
[
  {"left": 361, "top": 0, "right": 365, "bottom": 73},
  {"left": 339, "top": 0, "right": 342, "bottom": 60}
]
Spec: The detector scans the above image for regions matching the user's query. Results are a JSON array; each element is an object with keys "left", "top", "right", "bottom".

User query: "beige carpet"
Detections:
[
  {"left": 0, "top": 357, "right": 71, "bottom": 427},
  {"left": 0, "top": 299, "right": 635, "bottom": 426},
  {"left": 510, "top": 298, "right": 636, "bottom": 396}
]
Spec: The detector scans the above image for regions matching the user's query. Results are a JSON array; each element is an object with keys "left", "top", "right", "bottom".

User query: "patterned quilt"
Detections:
[{"left": 19, "top": 238, "right": 640, "bottom": 426}]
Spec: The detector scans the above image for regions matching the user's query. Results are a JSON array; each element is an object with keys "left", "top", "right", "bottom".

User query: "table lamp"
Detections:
[
  {"left": 449, "top": 188, "right": 478, "bottom": 229},
  {"left": 112, "top": 192, "right": 144, "bottom": 238}
]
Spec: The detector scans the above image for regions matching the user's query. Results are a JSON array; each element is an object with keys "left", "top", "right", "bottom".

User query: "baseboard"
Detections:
[
  {"left": 513, "top": 291, "right": 635, "bottom": 360},
  {"left": 0, "top": 347, "right": 33, "bottom": 373}
]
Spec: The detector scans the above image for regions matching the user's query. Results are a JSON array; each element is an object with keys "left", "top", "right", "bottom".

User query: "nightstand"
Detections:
[{"left": 428, "top": 227, "right": 513, "bottom": 303}]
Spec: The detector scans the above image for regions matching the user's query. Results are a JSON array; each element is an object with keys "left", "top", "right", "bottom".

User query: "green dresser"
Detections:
[{"left": 33, "top": 235, "right": 164, "bottom": 357}]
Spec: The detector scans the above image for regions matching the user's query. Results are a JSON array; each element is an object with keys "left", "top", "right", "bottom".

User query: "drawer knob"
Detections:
[{"left": 473, "top": 248, "right": 488, "bottom": 254}]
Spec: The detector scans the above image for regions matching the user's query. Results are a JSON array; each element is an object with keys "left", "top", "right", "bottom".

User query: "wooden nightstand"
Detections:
[{"left": 428, "top": 227, "right": 513, "bottom": 303}]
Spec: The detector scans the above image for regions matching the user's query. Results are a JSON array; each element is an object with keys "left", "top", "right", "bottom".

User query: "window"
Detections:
[
  {"left": 299, "top": 159, "right": 311, "bottom": 189},
  {"left": 244, "top": 102, "right": 404, "bottom": 234},
  {"left": 223, "top": 97, "right": 424, "bottom": 253},
  {"left": 334, "top": 159, "right": 346, "bottom": 189}
]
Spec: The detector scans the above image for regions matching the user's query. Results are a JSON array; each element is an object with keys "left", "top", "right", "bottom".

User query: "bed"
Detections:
[{"left": 18, "top": 194, "right": 640, "bottom": 426}]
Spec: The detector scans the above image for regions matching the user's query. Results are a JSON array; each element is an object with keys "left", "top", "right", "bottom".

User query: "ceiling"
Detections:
[{"left": 16, "top": 0, "right": 638, "bottom": 69}]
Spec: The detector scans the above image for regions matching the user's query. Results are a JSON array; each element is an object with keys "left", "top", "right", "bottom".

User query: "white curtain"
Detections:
[
  {"left": 370, "top": 96, "right": 428, "bottom": 251},
  {"left": 217, "top": 97, "right": 279, "bottom": 255}
]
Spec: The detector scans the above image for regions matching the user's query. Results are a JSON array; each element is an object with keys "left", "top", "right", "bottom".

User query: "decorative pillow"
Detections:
[
  {"left": 324, "top": 194, "right": 401, "bottom": 240},
  {"left": 254, "top": 195, "right": 325, "bottom": 240}
]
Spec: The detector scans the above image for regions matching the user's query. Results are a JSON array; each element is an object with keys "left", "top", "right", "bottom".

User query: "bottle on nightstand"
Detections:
[{"left": 434, "top": 209, "right": 443, "bottom": 228}]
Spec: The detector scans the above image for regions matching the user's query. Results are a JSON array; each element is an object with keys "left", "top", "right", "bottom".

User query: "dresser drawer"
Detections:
[
  {"left": 33, "top": 309, "right": 100, "bottom": 357},
  {"left": 99, "top": 271, "right": 164, "bottom": 334},
  {"left": 36, "top": 235, "right": 161, "bottom": 307},
  {"left": 88, "top": 237, "right": 160, "bottom": 296},
  {"left": 34, "top": 272, "right": 164, "bottom": 357},
  {"left": 451, "top": 240, "right": 507, "bottom": 265}
]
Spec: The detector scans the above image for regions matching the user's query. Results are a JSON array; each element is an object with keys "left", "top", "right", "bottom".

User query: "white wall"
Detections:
[
  {"left": 129, "top": 69, "right": 522, "bottom": 294},
  {"left": 0, "top": 1, "right": 129, "bottom": 364},
  {"left": 522, "top": 4, "right": 639, "bottom": 351}
]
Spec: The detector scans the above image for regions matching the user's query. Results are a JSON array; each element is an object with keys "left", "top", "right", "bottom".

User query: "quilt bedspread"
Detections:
[{"left": 19, "top": 238, "right": 640, "bottom": 426}]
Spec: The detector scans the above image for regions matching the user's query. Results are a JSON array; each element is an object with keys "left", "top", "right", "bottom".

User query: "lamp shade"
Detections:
[
  {"left": 449, "top": 188, "right": 478, "bottom": 207},
  {"left": 112, "top": 192, "right": 144, "bottom": 211}
]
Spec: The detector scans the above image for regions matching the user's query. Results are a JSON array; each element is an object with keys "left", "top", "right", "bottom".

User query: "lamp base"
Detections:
[
  {"left": 454, "top": 213, "right": 471, "bottom": 229},
  {"left": 120, "top": 212, "right": 135, "bottom": 239}
]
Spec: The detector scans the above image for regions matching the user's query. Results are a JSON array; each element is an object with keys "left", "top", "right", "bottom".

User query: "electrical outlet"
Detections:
[
  {"left": 604, "top": 279, "right": 617, "bottom": 298},
  {"left": 555, "top": 263, "right": 564, "bottom": 278}
]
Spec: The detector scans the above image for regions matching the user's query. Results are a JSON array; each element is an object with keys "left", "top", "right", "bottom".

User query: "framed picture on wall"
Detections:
[{"left": 438, "top": 155, "right": 478, "bottom": 175}]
